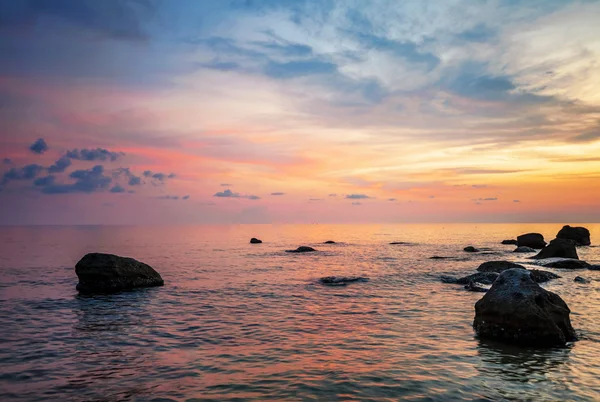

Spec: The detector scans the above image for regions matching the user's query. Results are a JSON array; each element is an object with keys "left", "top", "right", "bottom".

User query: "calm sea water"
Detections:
[{"left": 1, "top": 224, "right": 600, "bottom": 401}]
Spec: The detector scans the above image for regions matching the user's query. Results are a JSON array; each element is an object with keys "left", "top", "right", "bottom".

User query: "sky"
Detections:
[{"left": 1, "top": 0, "right": 600, "bottom": 225}]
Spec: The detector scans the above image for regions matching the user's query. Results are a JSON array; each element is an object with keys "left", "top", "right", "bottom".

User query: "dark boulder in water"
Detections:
[
  {"left": 75, "top": 253, "right": 164, "bottom": 294},
  {"left": 441, "top": 272, "right": 499, "bottom": 285},
  {"left": 531, "top": 238, "right": 578, "bottom": 260},
  {"left": 430, "top": 256, "right": 454, "bottom": 260},
  {"left": 529, "top": 269, "right": 561, "bottom": 283},
  {"left": 473, "top": 268, "right": 576, "bottom": 347},
  {"left": 514, "top": 246, "right": 536, "bottom": 253},
  {"left": 543, "top": 259, "right": 590, "bottom": 269},
  {"left": 324, "top": 240, "right": 336, "bottom": 244},
  {"left": 557, "top": 225, "right": 591, "bottom": 246},
  {"left": 286, "top": 246, "right": 317, "bottom": 253},
  {"left": 501, "top": 239, "right": 518, "bottom": 245},
  {"left": 517, "top": 233, "right": 546, "bottom": 249},
  {"left": 250, "top": 238, "right": 263, "bottom": 244},
  {"left": 390, "top": 241, "right": 412, "bottom": 245},
  {"left": 319, "top": 276, "right": 369, "bottom": 286},
  {"left": 574, "top": 276, "right": 590, "bottom": 284},
  {"left": 477, "top": 261, "right": 525, "bottom": 273},
  {"left": 464, "top": 246, "right": 479, "bottom": 252}
]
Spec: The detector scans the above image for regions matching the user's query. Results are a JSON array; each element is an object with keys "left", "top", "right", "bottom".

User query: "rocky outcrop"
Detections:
[
  {"left": 514, "top": 246, "right": 536, "bottom": 253},
  {"left": 250, "top": 238, "right": 262, "bottom": 244},
  {"left": 477, "top": 261, "right": 525, "bottom": 273},
  {"left": 319, "top": 276, "right": 369, "bottom": 286},
  {"left": 473, "top": 269, "right": 577, "bottom": 346},
  {"left": 557, "top": 225, "right": 591, "bottom": 246},
  {"left": 529, "top": 269, "right": 561, "bottom": 283},
  {"left": 75, "top": 253, "right": 164, "bottom": 294},
  {"left": 464, "top": 246, "right": 480, "bottom": 252},
  {"left": 502, "top": 239, "right": 518, "bottom": 245},
  {"left": 517, "top": 233, "right": 547, "bottom": 249},
  {"left": 543, "top": 259, "right": 590, "bottom": 269},
  {"left": 286, "top": 246, "right": 317, "bottom": 253},
  {"left": 531, "top": 238, "right": 579, "bottom": 260}
]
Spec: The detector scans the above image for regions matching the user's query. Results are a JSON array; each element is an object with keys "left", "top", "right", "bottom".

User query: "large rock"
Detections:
[
  {"left": 250, "top": 238, "right": 262, "bottom": 244},
  {"left": 477, "top": 261, "right": 525, "bottom": 273},
  {"left": 543, "top": 259, "right": 590, "bottom": 269},
  {"left": 75, "top": 253, "right": 164, "bottom": 294},
  {"left": 514, "top": 246, "right": 536, "bottom": 253},
  {"left": 502, "top": 239, "right": 518, "bottom": 245},
  {"left": 286, "top": 246, "right": 317, "bottom": 253},
  {"left": 517, "top": 233, "right": 546, "bottom": 249},
  {"left": 473, "top": 269, "right": 577, "bottom": 346},
  {"left": 556, "top": 225, "right": 591, "bottom": 246},
  {"left": 531, "top": 238, "right": 579, "bottom": 260}
]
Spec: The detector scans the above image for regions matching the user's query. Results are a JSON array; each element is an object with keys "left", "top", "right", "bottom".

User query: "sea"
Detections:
[{"left": 1, "top": 223, "right": 600, "bottom": 401}]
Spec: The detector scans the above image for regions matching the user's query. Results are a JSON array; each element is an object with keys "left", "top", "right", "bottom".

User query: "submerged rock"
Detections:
[
  {"left": 557, "top": 225, "right": 591, "bottom": 246},
  {"left": 390, "top": 241, "right": 412, "bottom": 245},
  {"left": 465, "top": 282, "right": 490, "bottom": 292},
  {"left": 501, "top": 239, "right": 518, "bottom": 245},
  {"left": 543, "top": 259, "right": 590, "bottom": 269},
  {"left": 250, "top": 238, "right": 262, "bottom": 244},
  {"left": 75, "top": 253, "right": 164, "bottom": 294},
  {"left": 319, "top": 276, "right": 369, "bottom": 286},
  {"left": 473, "top": 268, "right": 577, "bottom": 347},
  {"left": 464, "top": 246, "right": 480, "bottom": 252},
  {"left": 441, "top": 272, "right": 499, "bottom": 285},
  {"left": 517, "top": 233, "right": 547, "bottom": 249},
  {"left": 286, "top": 246, "right": 317, "bottom": 253},
  {"left": 529, "top": 269, "right": 561, "bottom": 283},
  {"left": 430, "top": 256, "right": 454, "bottom": 260},
  {"left": 477, "top": 261, "right": 525, "bottom": 273},
  {"left": 324, "top": 240, "right": 336, "bottom": 244},
  {"left": 514, "top": 246, "right": 536, "bottom": 253},
  {"left": 574, "top": 276, "right": 590, "bottom": 284},
  {"left": 531, "top": 238, "right": 578, "bottom": 260}
]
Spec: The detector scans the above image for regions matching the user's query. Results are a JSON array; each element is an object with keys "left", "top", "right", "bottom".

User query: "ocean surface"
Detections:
[{"left": 1, "top": 223, "right": 600, "bottom": 401}]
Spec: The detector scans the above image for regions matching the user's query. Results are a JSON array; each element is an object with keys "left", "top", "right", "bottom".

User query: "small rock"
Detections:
[
  {"left": 250, "top": 238, "right": 262, "bottom": 244},
  {"left": 441, "top": 272, "right": 499, "bottom": 285},
  {"left": 430, "top": 256, "right": 454, "bottom": 259},
  {"left": 574, "top": 276, "right": 590, "bottom": 284},
  {"left": 390, "top": 241, "right": 411, "bottom": 245},
  {"left": 531, "top": 238, "right": 578, "bottom": 260},
  {"left": 501, "top": 239, "right": 518, "bottom": 245},
  {"left": 319, "top": 276, "right": 369, "bottom": 286},
  {"left": 473, "top": 268, "right": 577, "bottom": 347},
  {"left": 517, "top": 233, "right": 547, "bottom": 249},
  {"left": 529, "top": 269, "right": 561, "bottom": 283},
  {"left": 477, "top": 261, "right": 525, "bottom": 273},
  {"left": 514, "top": 246, "right": 536, "bottom": 253},
  {"left": 557, "top": 225, "right": 591, "bottom": 246},
  {"left": 464, "top": 246, "right": 480, "bottom": 252},
  {"left": 543, "top": 259, "right": 590, "bottom": 269},
  {"left": 324, "top": 240, "right": 336, "bottom": 244},
  {"left": 286, "top": 246, "right": 317, "bottom": 253},
  {"left": 465, "top": 282, "right": 490, "bottom": 292}
]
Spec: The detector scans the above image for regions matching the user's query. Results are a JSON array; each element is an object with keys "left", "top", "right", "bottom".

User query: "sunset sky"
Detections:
[{"left": 1, "top": 0, "right": 600, "bottom": 224}]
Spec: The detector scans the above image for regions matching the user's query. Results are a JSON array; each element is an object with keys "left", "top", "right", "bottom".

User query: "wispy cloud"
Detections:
[{"left": 214, "top": 189, "right": 260, "bottom": 200}]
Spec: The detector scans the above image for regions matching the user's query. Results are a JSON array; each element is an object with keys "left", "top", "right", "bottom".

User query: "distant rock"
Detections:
[
  {"left": 464, "top": 246, "right": 480, "bottom": 252},
  {"left": 514, "top": 246, "right": 536, "bottom": 253},
  {"left": 441, "top": 272, "right": 499, "bottom": 285},
  {"left": 517, "top": 233, "right": 547, "bottom": 249},
  {"left": 501, "top": 239, "right": 518, "bottom": 245},
  {"left": 286, "top": 246, "right": 317, "bottom": 253},
  {"left": 477, "top": 261, "right": 525, "bottom": 273},
  {"left": 75, "top": 253, "right": 164, "bottom": 294},
  {"left": 390, "top": 241, "right": 412, "bottom": 245},
  {"left": 319, "top": 276, "right": 369, "bottom": 286},
  {"left": 465, "top": 282, "right": 490, "bottom": 292},
  {"left": 430, "top": 256, "right": 454, "bottom": 260},
  {"left": 473, "top": 268, "right": 577, "bottom": 347},
  {"left": 529, "top": 269, "right": 561, "bottom": 283},
  {"left": 557, "top": 225, "right": 591, "bottom": 246},
  {"left": 531, "top": 238, "right": 579, "bottom": 260},
  {"left": 250, "top": 238, "right": 262, "bottom": 244},
  {"left": 574, "top": 276, "right": 590, "bottom": 284},
  {"left": 323, "top": 240, "right": 336, "bottom": 244},
  {"left": 543, "top": 259, "right": 590, "bottom": 269}
]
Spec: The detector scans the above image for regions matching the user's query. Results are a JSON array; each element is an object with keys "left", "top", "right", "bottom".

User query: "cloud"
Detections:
[
  {"left": 388, "top": 198, "right": 397, "bottom": 201},
  {"left": 41, "top": 165, "right": 112, "bottom": 194},
  {"left": 33, "top": 175, "right": 55, "bottom": 187},
  {"left": 142, "top": 170, "right": 175, "bottom": 182},
  {"left": 264, "top": 59, "right": 337, "bottom": 79},
  {"left": 110, "top": 184, "right": 126, "bottom": 193},
  {"left": 48, "top": 156, "right": 72, "bottom": 173},
  {"left": 351, "top": 202, "right": 362, "bottom": 205},
  {"left": 182, "top": 195, "right": 190, "bottom": 200},
  {"left": 345, "top": 194, "right": 371, "bottom": 199},
  {"left": 513, "top": 199, "right": 521, "bottom": 203},
  {"left": 3, "top": 158, "right": 12, "bottom": 164},
  {"left": 471, "top": 184, "right": 487, "bottom": 189},
  {"left": 213, "top": 189, "right": 260, "bottom": 200},
  {"left": 478, "top": 197, "right": 498, "bottom": 201},
  {"left": 429, "top": 195, "right": 435, "bottom": 199},
  {"left": 65, "top": 148, "right": 124, "bottom": 162},
  {"left": 29, "top": 138, "right": 49, "bottom": 154},
  {"left": 309, "top": 198, "right": 323, "bottom": 201},
  {"left": 2, "top": 164, "right": 44, "bottom": 183},
  {"left": 328, "top": 194, "right": 337, "bottom": 197},
  {"left": 220, "top": 183, "right": 232, "bottom": 187},
  {"left": 129, "top": 176, "right": 142, "bottom": 186},
  {"left": 270, "top": 192, "right": 285, "bottom": 196},
  {"left": 158, "top": 195, "right": 179, "bottom": 200}
]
